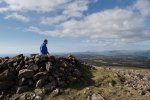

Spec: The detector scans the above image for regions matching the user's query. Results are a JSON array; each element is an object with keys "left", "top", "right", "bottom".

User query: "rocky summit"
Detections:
[
  {"left": 0, "top": 54, "right": 150, "bottom": 100},
  {"left": 0, "top": 54, "right": 91, "bottom": 99}
]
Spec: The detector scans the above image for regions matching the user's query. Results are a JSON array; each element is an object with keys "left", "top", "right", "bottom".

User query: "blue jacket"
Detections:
[{"left": 40, "top": 43, "right": 48, "bottom": 55}]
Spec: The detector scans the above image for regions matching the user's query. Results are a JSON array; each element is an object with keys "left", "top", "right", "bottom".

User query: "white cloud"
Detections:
[
  {"left": 62, "top": 0, "right": 89, "bottom": 18},
  {"left": 29, "top": 0, "right": 150, "bottom": 44},
  {"left": 0, "top": 0, "right": 93, "bottom": 13},
  {"left": 134, "top": 0, "right": 150, "bottom": 17},
  {"left": 41, "top": 15, "right": 67, "bottom": 25},
  {"left": 4, "top": 13, "right": 29, "bottom": 22},
  {"left": 0, "top": 7, "right": 8, "bottom": 13},
  {"left": 1, "top": 0, "right": 150, "bottom": 45},
  {"left": 28, "top": 6, "right": 150, "bottom": 43},
  {"left": 26, "top": 26, "right": 41, "bottom": 33},
  {"left": 0, "top": 0, "right": 70, "bottom": 12},
  {"left": 40, "top": 0, "right": 94, "bottom": 25},
  {"left": 1, "top": 0, "right": 94, "bottom": 24}
]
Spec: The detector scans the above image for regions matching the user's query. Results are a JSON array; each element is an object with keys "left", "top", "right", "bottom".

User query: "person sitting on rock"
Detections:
[{"left": 40, "top": 39, "right": 49, "bottom": 55}]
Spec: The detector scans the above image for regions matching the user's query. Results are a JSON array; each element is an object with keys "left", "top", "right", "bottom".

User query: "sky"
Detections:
[{"left": 0, "top": 0, "right": 150, "bottom": 54}]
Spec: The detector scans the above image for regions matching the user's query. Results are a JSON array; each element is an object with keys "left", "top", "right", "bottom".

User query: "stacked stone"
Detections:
[{"left": 0, "top": 54, "right": 82, "bottom": 96}]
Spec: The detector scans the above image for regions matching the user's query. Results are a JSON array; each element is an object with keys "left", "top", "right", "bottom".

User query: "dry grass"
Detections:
[{"left": 45, "top": 66, "right": 150, "bottom": 100}]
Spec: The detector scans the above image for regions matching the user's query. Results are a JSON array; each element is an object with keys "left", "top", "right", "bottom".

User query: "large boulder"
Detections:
[{"left": 18, "top": 69, "right": 34, "bottom": 78}]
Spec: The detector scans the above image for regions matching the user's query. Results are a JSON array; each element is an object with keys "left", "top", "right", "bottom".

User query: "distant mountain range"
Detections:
[{"left": 71, "top": 50, "right": 150, "bottom": 58}]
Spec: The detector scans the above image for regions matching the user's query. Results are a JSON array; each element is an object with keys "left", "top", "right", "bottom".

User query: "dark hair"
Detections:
[{"left": 44, "top": 39, "right": 48, "bottom": 43}]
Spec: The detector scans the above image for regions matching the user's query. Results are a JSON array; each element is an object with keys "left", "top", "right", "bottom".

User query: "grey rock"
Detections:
[
  {"left": 28, "top": 59, "right": 34, "bottom": 64},
  {"left": 58, "top": 81, "right": 67, "bottom": 87},
  {"left": 18, "top": 78, "right": 27, "bottom": 86},
  {"left": 18, "top": 69, "right": 34, "bottom": 78},
  {"left": 34, "top": 89, "right": 45, "bottom": 96},
  {"left": 28, "top": 64, "right": 39, "bottom": 71},
  {"left": 33, "top": 72, "right": 47, "bottom": 80},
  {"left": 28, "top": 79, "right": 34, "bottom": 86},
  {"left": 87, "top": 96, "right": 91, "bottom": 100},
  {"left": 19, "top": 94, "right": 27, "bottom": 100},
  {"left": 16, "top": 65, "right": 22, "bottom": 71},
  {"left": 68, "top": 76, "right": 77, "bottom": 83},
  {"left": 0, "top": 69, "right": 15, "bottom": 81},
  {"left": 67, "top": 54, "right": 75, "bottom": 59},
  {"left": 24, "top": 57, "right": 29, "bottom": 61},
  {"left": 36, "top": 79, "right": 45, "bottom": 88},
  {"left": 34, "top": 95, "right": 43, "bottom": 100},
  {"left": 16, "top": 86, "right": 29, "bottom": 94},
  {"left": 0, "top": 94, "right": 4, "bottom": 100},
  {"left": 0, "top": 59, "right": 2, "bottom": 63},
  {"left": 91, "top": 93, "right": 105, "bottom": 100},
  {"left": 13, "top": 62, "right": 18, "bottom": 67},
  {"left": 46, "top": 62, "right": 53, "bottom": 72},
  {"left": 48, "top": 56, "right": 56, "bottom": 64},
  {"left": 16, "top": 54, "right": 24, "bottom": 58},
  {"left": 35, "top": 57, "right": 40, "bottom": 64},
  {"left": 51, "top": 88, "right": 62, "bottom": 97},
  {"left": 31, "top": 54, "right": 39, "bottom": 57},
  {"left": 73, "top": 69, "right": 81, "bottom": 77},
  {"left": 43, "top": 82, "right": 56, "bottom": 93}
]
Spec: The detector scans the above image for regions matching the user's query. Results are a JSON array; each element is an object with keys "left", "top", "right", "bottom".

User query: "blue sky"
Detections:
[{"left": 0, "top": 0, "right": 150, "bottom": 54}]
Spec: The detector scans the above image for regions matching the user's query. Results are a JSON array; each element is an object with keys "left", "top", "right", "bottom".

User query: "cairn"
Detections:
[{"left": 0, "top": 54, "right": 86, "bottom": 98}]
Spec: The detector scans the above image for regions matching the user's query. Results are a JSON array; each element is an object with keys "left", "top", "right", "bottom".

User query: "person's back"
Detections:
[{"left": 40, "top": 39, "right": 49, "bottom": 55}]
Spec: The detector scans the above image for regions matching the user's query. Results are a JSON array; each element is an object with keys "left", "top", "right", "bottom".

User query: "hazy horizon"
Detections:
[{"left": 0, "top": 49, "right": 150, "bottom": 56}]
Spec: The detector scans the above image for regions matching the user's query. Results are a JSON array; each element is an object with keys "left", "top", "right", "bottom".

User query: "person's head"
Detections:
[{"left": 44, "top": 39, "right": 48, "bottom": 44}]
